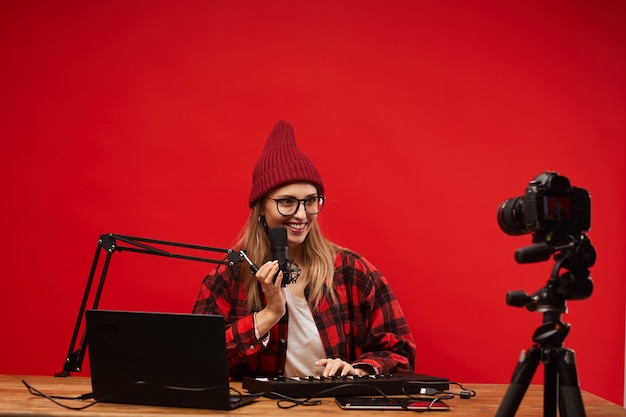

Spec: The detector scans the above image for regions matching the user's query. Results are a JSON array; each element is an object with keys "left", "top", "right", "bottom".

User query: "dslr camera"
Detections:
[{"left": 497, "top": 172, "right": 591, "bottom": 244}]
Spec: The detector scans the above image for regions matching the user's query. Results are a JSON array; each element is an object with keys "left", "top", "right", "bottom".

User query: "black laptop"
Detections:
[{"left": 85, "top": 310, "right": 257, "bottom": 410}]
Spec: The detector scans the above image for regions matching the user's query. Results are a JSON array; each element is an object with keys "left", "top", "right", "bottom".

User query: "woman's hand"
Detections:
[
  {"left": 315, "top": 358, "right": 371, "bottom": 377},
  {"left": 253, "top": 260, "right": 286, "bottom": 335}
]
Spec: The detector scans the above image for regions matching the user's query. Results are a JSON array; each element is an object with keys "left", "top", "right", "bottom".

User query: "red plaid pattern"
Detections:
[{"left": 192, "top": 249, "right": 416, "bottom": 379}]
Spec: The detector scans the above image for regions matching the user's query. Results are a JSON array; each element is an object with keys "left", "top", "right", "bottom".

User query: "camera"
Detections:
[{"left": 497, "top": 172, "right": 591, "bottom": 244}]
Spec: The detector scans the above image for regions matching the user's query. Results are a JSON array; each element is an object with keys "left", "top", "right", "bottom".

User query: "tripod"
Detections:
[
  {"left": 495, "top": 308, "right": 585, "bottom": 417},
  {"left": 496, "top": 236, "right": 595, "bottom": 417}
]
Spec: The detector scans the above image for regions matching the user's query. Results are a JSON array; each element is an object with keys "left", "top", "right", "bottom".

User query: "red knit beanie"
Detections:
[{"left": 249, "top": 121, "right": 324, "bottom": 207}]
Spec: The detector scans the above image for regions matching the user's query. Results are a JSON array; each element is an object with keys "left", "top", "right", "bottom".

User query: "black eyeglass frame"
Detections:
[{"left": 270, "top": 196, "right": 326, "bottom": 216}]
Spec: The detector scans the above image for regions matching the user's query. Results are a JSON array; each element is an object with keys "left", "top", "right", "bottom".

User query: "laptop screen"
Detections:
[{"left": 86, "top": 310, "right": 239, "bottom": 409}]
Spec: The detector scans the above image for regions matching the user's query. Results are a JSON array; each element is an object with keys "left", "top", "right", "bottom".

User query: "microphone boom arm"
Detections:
[{"left": 55, "top": 233, "right": 243, "bottom": 377}]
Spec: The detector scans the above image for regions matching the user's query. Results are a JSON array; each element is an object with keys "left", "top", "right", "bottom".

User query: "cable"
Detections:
[
  {"left": 270, "top": 383, "right": 454, "bottom": 412},
  {"left": 402, "top": 380, "right": 476, "bottom": 400},
  {"left": 270, "top": 382, "right": 455, "bottom": 410},
  {"left": 23, "top": 378, "right": 475, "bottom": 411},
  {"left": 272, "top": 383, "right": 391, "bottom": 409},
  {"left": 22, "top": 379, "right": 264, "bottom": 410},
  {"left": 23, "top": 379, "right": 98, "bottom": 410},
  {"left": 423, "top": 396, "right": 451, "bottom": 411}
]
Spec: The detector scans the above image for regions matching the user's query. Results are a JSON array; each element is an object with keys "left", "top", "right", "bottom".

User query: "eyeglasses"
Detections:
[{"left": 270, "top": 196, "right": 326, "bottom": 216}]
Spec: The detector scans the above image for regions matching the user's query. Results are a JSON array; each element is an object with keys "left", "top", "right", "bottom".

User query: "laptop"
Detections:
[{"left": 85, "top": 310, "right": 257, "bottom": 410}]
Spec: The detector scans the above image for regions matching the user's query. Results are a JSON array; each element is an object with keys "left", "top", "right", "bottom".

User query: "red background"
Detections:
[{"left": 1, "top": 0, "right": 625, "bottom": 406}]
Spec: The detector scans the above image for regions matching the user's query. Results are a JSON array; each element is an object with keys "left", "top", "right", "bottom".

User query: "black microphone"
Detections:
[{"left": 268, "top": 227, "right": 291, "bottom": 286}]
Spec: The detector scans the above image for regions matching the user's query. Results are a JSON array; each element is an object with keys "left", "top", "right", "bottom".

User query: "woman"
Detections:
[{"left": 193, "top": 121, "right": 415, "bottom": 379}]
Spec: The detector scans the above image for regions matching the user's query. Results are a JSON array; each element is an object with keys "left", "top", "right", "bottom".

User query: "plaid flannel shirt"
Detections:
[{"left": 192, "top": 249, "right": 416, "bottom": 379}]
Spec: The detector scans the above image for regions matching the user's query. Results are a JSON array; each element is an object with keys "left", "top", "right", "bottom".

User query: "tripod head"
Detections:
[{"left": 505, "top": 234, "right": 595, "bottom": 316}]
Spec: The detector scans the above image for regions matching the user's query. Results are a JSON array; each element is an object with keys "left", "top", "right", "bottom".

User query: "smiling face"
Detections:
[{"left": 262, "top": 182, "right": 322, "bottom": 249}]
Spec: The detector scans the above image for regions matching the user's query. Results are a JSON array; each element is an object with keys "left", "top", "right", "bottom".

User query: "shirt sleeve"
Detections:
[
  {"left": 343, "top": 252, "right": 417, "bottom": 375},
  {"left": 192, "top": 265, "right": 267, "bottom": 370}
]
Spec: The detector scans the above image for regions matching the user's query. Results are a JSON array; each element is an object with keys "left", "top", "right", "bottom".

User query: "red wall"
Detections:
[{"left": 1, "top": 0, "right": 625, "bottom": 406}]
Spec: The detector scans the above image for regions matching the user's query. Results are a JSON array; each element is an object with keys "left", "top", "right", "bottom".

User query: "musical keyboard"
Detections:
[{"left": 242, "top": 372, "right": 449, "bottom": 398}]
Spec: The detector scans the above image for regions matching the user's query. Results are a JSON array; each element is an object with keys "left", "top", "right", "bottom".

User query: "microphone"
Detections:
[{"left": 268, "top": 227, "right": 292, "bottom": 286}]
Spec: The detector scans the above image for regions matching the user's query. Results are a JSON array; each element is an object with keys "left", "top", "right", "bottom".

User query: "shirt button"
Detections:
[
  {"left": 249, "top": 345, "right": 255, "bottom": 351},
  {"left": 280, "top": 339, "right": 286, "bottom": 344}
]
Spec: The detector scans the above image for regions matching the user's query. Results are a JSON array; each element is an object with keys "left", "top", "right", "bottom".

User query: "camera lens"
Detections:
[{"left": 497, "top": 197, "right": 529, "bottom": 236}]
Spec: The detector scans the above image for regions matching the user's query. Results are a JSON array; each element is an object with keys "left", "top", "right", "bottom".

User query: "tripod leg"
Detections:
[
  {"left": 544, "top": 359, "right": 558, "bottom": 417},
  {"left": 495, "top": 347, "right": 541, "bottom": 417},
  {"left": 557, "top": 348, "right": 586, "bottom": 417}
]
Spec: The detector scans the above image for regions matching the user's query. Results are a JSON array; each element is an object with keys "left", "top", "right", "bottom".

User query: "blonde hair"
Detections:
[{"left": 233, "top": 203, "right": 339, "bottom": 312}]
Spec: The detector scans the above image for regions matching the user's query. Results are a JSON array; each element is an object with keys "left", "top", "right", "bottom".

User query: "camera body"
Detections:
[{"left": 497, "top": 172, "right": 591, "bottom": 243}]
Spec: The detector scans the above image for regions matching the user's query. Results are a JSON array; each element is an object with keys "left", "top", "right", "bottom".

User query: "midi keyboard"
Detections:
[{"left": 242, "top": 372, "right": 449, "bottom": 398}]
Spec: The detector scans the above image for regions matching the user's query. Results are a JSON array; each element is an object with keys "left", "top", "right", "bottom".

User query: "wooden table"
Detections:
[{"left": 1, "top": 375, "right": 624, "bottom": 416}]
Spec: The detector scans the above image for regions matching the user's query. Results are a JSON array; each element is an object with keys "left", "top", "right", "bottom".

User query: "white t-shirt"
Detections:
[{"left": 283, "top": 287, "right": 326, "bottom": 377}]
